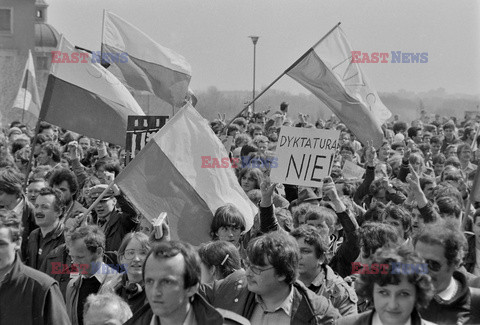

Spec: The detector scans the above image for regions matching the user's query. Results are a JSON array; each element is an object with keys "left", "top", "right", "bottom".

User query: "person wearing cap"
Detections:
[
  {"left": 89, "top": 183, "right": 138, "bottom": 253},
  {"left": 7, "top": 126, "right": 23, "bottom": 143}
]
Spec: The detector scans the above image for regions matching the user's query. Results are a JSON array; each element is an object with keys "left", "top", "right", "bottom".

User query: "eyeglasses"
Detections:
[
  {"left": 244, "top": 260, "right": 274, "bottom": 275},
  {"left": 425, "top": 259, "right": 442, "bottom": 272},
  {"left": 123, "top": 249, "right": 148, "bottom": 260}
]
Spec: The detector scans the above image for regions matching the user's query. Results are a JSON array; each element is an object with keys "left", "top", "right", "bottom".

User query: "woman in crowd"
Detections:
[
  {"left": 237, "top": 167, "right": 263, "bottom": 194},
  {"left": 198, "top": 240, "right": 242, "bottom": 284},
  {"left": 339, "top": 246, "right": 435, "bottom": 325},
  {"left": 100, "top": 232, "right": 150, "bottom": 314}
]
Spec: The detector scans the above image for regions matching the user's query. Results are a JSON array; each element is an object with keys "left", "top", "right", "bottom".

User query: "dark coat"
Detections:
[
  {"left": 41, "top": 243, "right": 73, "bottom": 300},
  {"left": 124, "top": 293, "right": 225, "bottom": 325},
  {"left": 101, "top": 194, "right": 138, "bottom": 253},
  {"left": 26, "top": 221, "right": 65, "bottom": 270},
  {"left": 199, "top": 269, "right": 340, "bottom": 324},
  {"left": 419, "top": 271, "right": 477, "bottom": 324},
  {"left": 0, "top": 255, "right": 71, "bottom": 325},
  {"left": 21, "top": 198, "right": 37, "bottom": 260}
]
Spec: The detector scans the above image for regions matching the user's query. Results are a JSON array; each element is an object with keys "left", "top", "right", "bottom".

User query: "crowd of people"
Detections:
[{"left": 1, "top": 103, "right": 480, "bottom": 325}]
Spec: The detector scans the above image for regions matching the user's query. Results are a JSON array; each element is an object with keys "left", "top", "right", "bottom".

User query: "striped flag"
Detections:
[
  {"left": 286, "top": 25, "right": 391, "bottom": 148},
  {"left": 102, "top": 11, "right": 192, "bottom": 108},
  {"left": 115, "top": 103, "right": 257, "bottom": 245},
  {"left": 40, "top": 35, "right": 144, "bottom": 146},
  {"left": 12, "top": 50, "right": 40, "bottom": 127}
]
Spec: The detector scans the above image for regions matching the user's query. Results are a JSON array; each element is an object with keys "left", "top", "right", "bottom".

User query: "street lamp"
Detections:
[{"left": 249, "top": 36, "right": 259, "bottom": 113}]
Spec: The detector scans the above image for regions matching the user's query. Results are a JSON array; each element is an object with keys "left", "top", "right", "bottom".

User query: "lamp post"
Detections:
[{"left": 249, "top": 36, "right": 259, "bottom": 113}]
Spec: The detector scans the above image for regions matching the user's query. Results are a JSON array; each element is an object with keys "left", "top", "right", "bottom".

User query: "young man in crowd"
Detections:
[
  {"left": 291, "top": 225, "right": 358, "bottom": 316},
  {"left": 66, "top": 225, "right": 118, "bottom": 325},
  {"left": 200, "top": 231, "right": 340, "bottom": 324},
  {"left": 414, "top": 219, "right": 480, "bottom": 324},
  {"left": 26, "top": 187, "right": 66, "bottom": 270},
  {"left": 0, "top": 210, "right": 70, "bottom": 324}
]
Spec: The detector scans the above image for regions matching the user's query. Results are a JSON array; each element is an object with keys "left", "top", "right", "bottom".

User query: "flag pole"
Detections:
[
  {"left": 21, "top": 72, "right": 27, "bottom": 123},
  {"left": 101, "top": 10, "right": 106, "bottom": 65},
  {"left": 462, "top": 167, "right": 480, "bottom": 230},
  {"left": 23, "top": 73, "right": 55, "bottom": 190},
  {"left": 223, "top": 22, "right": 341, "bottom": 131},
  {"left": 22, "top": 117, "right": 42, "bottom": 190}
]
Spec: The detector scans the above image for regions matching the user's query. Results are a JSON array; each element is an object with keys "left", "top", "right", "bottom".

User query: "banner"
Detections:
[
  {"left": 270, "top": 127, "right": 340, "bottom": 187},
  {"left": 125, "top": 115, "right": 168, "bottom": 163}
]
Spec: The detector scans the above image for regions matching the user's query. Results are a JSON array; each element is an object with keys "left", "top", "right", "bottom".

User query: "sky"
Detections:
[{"left": 48, "top": 0, "right": 480, "bottom": 96}]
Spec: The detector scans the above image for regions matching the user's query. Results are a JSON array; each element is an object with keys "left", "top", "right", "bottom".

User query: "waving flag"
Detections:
[
  {"left": 116, "top": 103, "right": 257, "bottom": 245},
  {"left": 11, "top": 50, "right": 40, "bottom": 128},
  {"left": 286, "top": 25, "right": 391, "bottom": 147},
  {"left": 102, "top": 11, "right": 191, "bottom": 108},
  {"left": 40, "top": 35, "right": 144, "bottom": 146}
]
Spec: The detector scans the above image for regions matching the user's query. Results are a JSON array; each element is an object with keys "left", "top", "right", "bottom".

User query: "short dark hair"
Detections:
[
  {"left": 436, "top": 195, "right": 461, "bottom": 219},
  {"left": 49, "top": 168, "right": 79, "bottom": 197},
  {"left": 430, "top": 136, "right": 442, "bottom": 145},
  {"left": 432, "top": 153, "right": 445, "bottom": 165},
  {"left": 0, "top": 210, "right": 22, "bottom": 242},
  {"left": 143, "top": 241, "right": 201, "bottom": 289},
  {"left": 198, "top": 241, "right": 242, "bottom": 279},
  {"left": 0, "top": 167, "right": 24, "bottom": 197},
  {"left": 247, "top": 231, "right": 299, "bottom": 285},
  {"left": 210, "top": 204, "right": 246, "bottom": 240},
  {"left": 37, "top": 187, "right": 65, "bottom": 214},
  {"left": 40, "top": 141, "right": 61, "bottom": 163},
  {"left": 382, "top": 205, "right": 412, "bottom": 239},
  {"left": 407, "top": 126, "right": 421, "bottom": 139},
  {"left": 357, "top": 222, "right": 399, "bottom": 259},
  {"left": 38, "top": 121, "right": 53, "bottom": 134},
  {"left": 414, "top": 218, "right": 466, "bottom": 266},
  {"left": 393, "top": 121, "right": 408, "bottom": 134},
  {"left": 69, "top": 225, "right": 106, "bottom": 253},
  {"left": 290, "top": 225, "right": 329, "bottom": 259},
  {"left": 355, "top": 246, "right": 434, "bottom": 310}
]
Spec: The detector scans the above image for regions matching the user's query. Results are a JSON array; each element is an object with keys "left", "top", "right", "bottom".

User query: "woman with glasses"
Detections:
[
  {"left": 338, "top": 246, "right": 435, "bottom": 325},
  {"left": 100, "top": 232, "right": 150, "bottom": 313}
]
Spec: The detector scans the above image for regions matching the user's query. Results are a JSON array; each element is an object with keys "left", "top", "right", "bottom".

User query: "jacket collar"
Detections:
[{"left": 0, "top": 254, "right": 23, "bottom": 285}]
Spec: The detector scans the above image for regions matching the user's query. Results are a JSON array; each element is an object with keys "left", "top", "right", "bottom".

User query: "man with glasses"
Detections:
[
  {"left": 66, "top": 225, "right": 119, "bottom": 325},
  {"left": 200, "top": 231, "right": 340, "bottom": 324},
  {"left": 414, "top": 219, "right": 480, "bottom": 324}
]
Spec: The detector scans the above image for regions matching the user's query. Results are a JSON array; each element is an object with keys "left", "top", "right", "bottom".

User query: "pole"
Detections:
[
  {"left": 250, "top": 36, "right": 259, "bottom": 113},
  {"left": 101, "top": 10, "right": 106, "bottom": 64},
  {"left": 462, "top": 167, "right": 480, "bottom": 230},
  {"left": 21, "top": 72, "right": 27, "bottom": 123},
  {"left": 224, "top": 23, "right": 341, "bottom": 131},
  {"left": 23, "top": 117, "right": 42, "bottom": 190}
]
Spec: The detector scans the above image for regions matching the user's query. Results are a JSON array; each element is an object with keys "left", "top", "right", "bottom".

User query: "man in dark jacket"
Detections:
[
  {"left": 0, "top": 167, "right": 37, "bottom": 259},
  {"left": 415, "top": 218, "right": 480, "bottom": 324},
  {"left": 27, "top": 187, "right": 66, "bottom": 270},
  {"left": 49, "top": 168, "right": 87, "bottom": 224},
  {"left": 89, "top": 184, "right": 138, "bottom": 253},
  {"left": 0, "top": 210, "right": 70, "bottom": 324},
  {"left": 125, "top": 241, "right": 242, "bottom": 325},
  {"left": 199, "top": 231, "right": 340, "bottom": 324}
]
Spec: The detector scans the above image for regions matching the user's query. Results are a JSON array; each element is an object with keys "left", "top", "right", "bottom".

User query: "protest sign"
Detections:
[
  {"left": 270, "top": 127, "right": 339, "bottom": 187},
  {"left": 125, "top": 115, "right": 168, "bottom": 164},
  {"left": 342, "top": 160, "right": 366, "bottom": 180}
]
